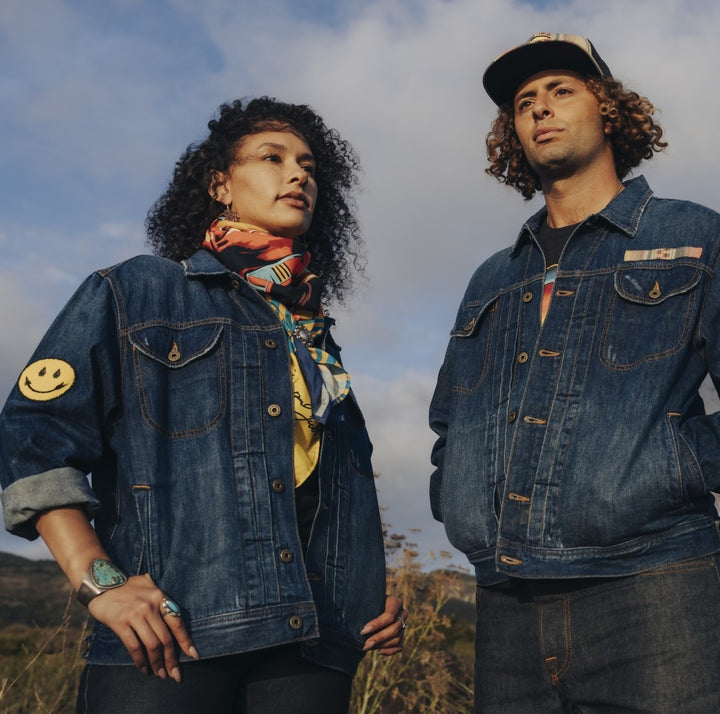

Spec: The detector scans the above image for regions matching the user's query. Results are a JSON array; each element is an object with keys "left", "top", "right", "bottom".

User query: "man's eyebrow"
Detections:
[
  {"left": 515, "top": 79, "right": 568, "bottom": 104},
  {"left": 515, "top": 88, "right": 536, "bottom": 103}
]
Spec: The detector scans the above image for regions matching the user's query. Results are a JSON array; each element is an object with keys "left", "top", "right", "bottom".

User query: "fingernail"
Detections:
[
  {"left": 360, "top": 626, "right": 370, "bottom": 635},
  {"left": 365, "top": 639, "right": 375, "bottom": 649},
  {"left": 171, "top": 667, "right": 182, "bottom": 683},
  {"left": 158, "top": 668, "right": 168, "bottom": 680},
  {"left": 189, "top": 646, "right": 200, "bottom": 660}
]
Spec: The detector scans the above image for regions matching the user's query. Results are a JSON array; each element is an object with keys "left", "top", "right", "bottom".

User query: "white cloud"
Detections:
[{"left": 0, "top": 274, "right": 48, "bottom": 401}]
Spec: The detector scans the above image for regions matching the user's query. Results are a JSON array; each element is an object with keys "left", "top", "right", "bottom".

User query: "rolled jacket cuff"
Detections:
[{"left": 1, "top": 467, "right": 100, "bottom": 540}]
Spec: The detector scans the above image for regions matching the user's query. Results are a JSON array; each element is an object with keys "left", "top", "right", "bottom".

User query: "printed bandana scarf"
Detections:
[
  {"left": 203, "top": 218, "right": 323, "bottom": 312},
  {"left": 203, "top": 219, "right": 351, "bottom": 478}
]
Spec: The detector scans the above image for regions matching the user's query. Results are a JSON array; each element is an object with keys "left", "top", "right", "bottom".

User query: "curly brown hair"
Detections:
[
  {"left": 485, "top": 77, "right": 667, "bottom": 199},
  {"left": 146, "top": 97, "right": 363, "bottom": 303}
]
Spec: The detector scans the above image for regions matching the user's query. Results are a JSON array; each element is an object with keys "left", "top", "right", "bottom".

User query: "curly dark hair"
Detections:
[
  {"left": 485, "top": 77, "right": 668, "bottom": 200},
  {"left": 146, "top": 97, "right": 363, "bottom": 303}
]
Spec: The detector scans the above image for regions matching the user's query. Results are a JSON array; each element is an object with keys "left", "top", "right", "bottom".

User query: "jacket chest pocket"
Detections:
[
  {"left": 599, "top": 262, "right": 704, "bottom": 370},
  {"left": 129, "top": 322, "right": 226, "bottom": 437},
  {"left": 449, "top": 296, "right": 499, "bottom": 393}
]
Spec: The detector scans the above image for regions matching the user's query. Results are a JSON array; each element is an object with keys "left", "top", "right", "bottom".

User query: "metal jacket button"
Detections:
[
  {"left": 289, "top": 615, "right": 303, "bottom": 630},
  {"left": 508, "top": 411, "right": 517, "bottom": 423},
  {"left": 517, "top": 352, "right": 529, "bottom": 364},
  {"left": 167, "top": 342, "right": 181, "bottom": 362},
  {"left": 280, "top": 549, "right": 294, "bottom": 563},
  {"left": 272, "top": 479, "right": 285, "bottom": 493},
  {"left": 264, "top": 338, "right": 277, "bottom": 349},
  {"left": 522, "top": 291, "right": 533, "bottom": 303},
  {"left": 267, "top": 404, "right": 282, "bottom": 417}
]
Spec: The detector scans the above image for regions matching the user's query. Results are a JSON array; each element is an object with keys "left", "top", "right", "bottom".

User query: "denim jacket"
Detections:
[
  {"left": 430, "top": 176, "right": 720, "bottom": 586},
  {"left": 0, "top": 249, "right": 386, "bottom": 674}
]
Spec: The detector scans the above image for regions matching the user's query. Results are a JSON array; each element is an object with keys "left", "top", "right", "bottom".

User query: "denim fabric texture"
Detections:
[
  {"left": 76, "top": 644, "right": 352, "bottom": 714},
  {"left": 430, "top": 176, "right": 720, "bottom": 585},
  {"left": 0, "top": 249, "right": 386, "bottom": 674},
  {"left": 474, "top": 555, "right": 720, "bottom": 713}
]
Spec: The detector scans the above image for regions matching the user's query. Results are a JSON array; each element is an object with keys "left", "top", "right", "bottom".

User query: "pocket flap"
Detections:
[
  {"left": 451, "top": 297, "right": 498, "bottom": 338},
  {"left": 614, "top": 264, "right": 703, "bottom": 306},
  {"left": 129, "top": 323, "right": 224, "bottom": 368}
]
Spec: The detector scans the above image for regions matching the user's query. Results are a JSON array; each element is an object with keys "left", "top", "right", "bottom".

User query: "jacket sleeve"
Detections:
[
  {"left": 681, "top": 239, "right": 720, "bottom": 492},
  {"left": 429, "top": 342, "right": 454, "bottom": 523},
  {"left": 0, "top": 272, "right": 122, "bottom": 539}
]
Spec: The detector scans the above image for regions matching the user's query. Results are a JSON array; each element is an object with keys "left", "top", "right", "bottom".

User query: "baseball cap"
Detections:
[{"left": 482, "top": 32, "right": 613, "bottom": 107}]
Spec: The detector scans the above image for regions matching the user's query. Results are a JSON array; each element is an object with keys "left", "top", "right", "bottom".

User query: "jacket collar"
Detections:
[
  {"left": 182, "top": 248, "right": 232, "bottom": 278},
  {"left": 510, "top": 175, "right": 655, "bottom": 257}
]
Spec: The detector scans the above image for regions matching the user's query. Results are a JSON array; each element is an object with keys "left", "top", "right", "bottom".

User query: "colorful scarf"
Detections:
[
  {"left": 203, "top": 219, "right": 351, "bottom": 486},
  {"left": 203, "top": 219, "right": 322, "bottom": 312}
]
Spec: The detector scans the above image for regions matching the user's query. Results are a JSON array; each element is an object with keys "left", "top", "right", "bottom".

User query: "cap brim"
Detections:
[{"left": 483, "top": 41, "right": 607, "bottom": 107}]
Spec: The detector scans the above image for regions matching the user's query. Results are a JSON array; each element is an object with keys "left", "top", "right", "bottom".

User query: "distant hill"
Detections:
[
  {"left": 0, "top": 552, "right": 477, "bottom": 632},
  {"left": 0, "top": 551, "right": 87, "bottom": 628}
]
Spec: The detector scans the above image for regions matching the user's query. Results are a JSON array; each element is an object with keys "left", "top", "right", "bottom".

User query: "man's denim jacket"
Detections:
[
  {"left": 430, "top": 176, "right": 720, "bottom": 586},
  {"left": 0, "top": 250, "right": 386, "bottom": 674}
]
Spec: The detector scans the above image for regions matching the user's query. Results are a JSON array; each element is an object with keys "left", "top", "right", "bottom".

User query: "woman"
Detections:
[{"left": 0, "top": 97, "right": 406, "bottom": 713}]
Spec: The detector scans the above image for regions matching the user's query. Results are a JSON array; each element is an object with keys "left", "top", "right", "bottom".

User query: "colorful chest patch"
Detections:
[
  {"left": 18, "top": 359, "right": 76, "bottom": 401},
  {"left": 623, "top": 246, "right": 702, "bottom": 261}
]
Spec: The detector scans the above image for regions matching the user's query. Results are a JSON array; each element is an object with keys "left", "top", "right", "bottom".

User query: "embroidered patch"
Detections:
[
  {"left": 18, "top": 359, "right": 76, "bottom": 401},
  {"left": 624, "top": 247, "right": 702, "bottom": 262}
]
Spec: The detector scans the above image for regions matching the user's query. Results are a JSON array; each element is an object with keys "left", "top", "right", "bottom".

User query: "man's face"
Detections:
[{"left": 512, "top": 70, "right": 610, "bottom": 182}]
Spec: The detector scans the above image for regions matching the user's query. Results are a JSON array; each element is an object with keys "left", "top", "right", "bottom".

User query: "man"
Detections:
[{"left": 430, "top": 33, "right": 720, "bottom": 713}]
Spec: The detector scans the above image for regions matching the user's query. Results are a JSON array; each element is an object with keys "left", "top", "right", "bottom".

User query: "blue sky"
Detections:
[{"left": 3, "top": 0, "right": 720, "bottom": 564}]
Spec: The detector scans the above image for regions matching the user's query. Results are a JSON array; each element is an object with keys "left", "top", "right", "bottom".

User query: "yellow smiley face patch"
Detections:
[{"left": 18, "top": 359, "right": 76, "bottom": 402}]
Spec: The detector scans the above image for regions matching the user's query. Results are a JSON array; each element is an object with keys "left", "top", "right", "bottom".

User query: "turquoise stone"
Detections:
[
  {"left": 91, "top": 559, "right": 126, "bottom": 587},
  {"left": 164, "top": 599, "right": 181, "bottom": 616}
]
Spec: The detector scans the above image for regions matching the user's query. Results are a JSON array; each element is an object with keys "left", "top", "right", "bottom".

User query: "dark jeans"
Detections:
[
  {"left": 475, "top": 554, "right": 720, "bottom": 713},
  {"left": 76, "top": 643, "right": 352, "bottom": 714}
]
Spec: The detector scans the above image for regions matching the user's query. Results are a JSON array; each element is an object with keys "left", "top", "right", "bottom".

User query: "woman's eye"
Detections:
[
  {"left": 302, "top": 164, "right": 316, "bottom": 175},
  {"left": 263, "top": 154, "right": 281, "bottom": 163}
]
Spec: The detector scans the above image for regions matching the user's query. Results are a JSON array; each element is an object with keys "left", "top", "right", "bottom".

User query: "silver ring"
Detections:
[
  {"left": 161, "top": 597, "right": 182, "bottom": 618},
  {"left": 399, "top": 614, "right": 408, "bottom": 630}
]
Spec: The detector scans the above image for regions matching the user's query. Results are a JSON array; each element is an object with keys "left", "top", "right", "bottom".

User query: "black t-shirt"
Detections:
[
  {"left": 536, "top": 220, "right": 579, "bottom": 267},
  {"left": 295, "top": 469, "right": 319, "bottom": 555}
]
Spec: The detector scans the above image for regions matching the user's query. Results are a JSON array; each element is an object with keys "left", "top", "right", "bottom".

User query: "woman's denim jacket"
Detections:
[
  {"left": 0, "top": 250, "right": 386, "bottom": 674},
  {"left": 430, "top": 176, "right": 720, "bottom": 586}
]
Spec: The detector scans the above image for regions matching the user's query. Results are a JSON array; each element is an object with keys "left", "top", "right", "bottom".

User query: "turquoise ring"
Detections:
[{"left": 161, "top": 597, "right": 182, "bottom": 618}]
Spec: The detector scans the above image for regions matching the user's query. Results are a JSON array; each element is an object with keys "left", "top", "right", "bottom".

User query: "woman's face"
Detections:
[{"left": 214, "top": 130, "right": 318, "bottom": 239}]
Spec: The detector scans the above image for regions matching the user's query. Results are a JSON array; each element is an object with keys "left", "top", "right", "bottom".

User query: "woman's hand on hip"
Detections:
[{"left": 360, "top": 595, "right": 408, "bottom": 656}]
